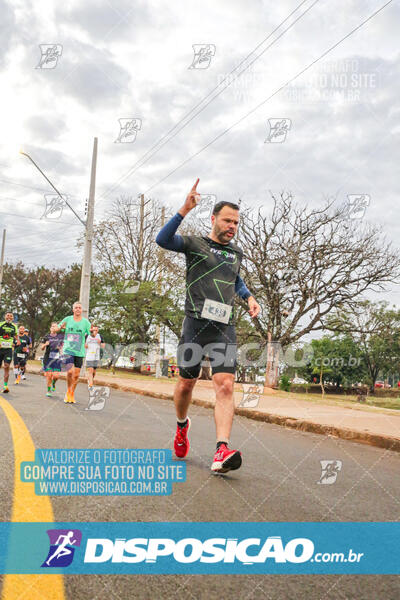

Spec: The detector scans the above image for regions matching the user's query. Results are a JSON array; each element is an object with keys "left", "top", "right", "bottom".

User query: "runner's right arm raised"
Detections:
[{"left": 155, "top": 179, "right": 200, "bottom": 252}]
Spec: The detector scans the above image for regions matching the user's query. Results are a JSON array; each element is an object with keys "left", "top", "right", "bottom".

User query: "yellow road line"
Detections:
[{"left": 0, "top": 395, "right": 65, "bottom": 600}]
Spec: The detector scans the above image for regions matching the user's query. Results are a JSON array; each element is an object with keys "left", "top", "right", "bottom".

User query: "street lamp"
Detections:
[
  {"left": 20, "top": 139, "right": 98, "bottom": 319},
  {"left": 20, "top": 151, "right": 86, "bottom": 226}
]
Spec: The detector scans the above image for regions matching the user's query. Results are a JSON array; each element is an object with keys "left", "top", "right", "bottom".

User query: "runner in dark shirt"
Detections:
[
  {"left": 13, "top": 325, "right": 30, "bottom": 385},
  {"left": 41, "top": 322, "right": 64, "bottom": 397},
  {"left": 156, "top": 179, "right": 260, "bottom": 473},
  {"left": 0, "top": 312, "right": 19, "bottom": 393}
]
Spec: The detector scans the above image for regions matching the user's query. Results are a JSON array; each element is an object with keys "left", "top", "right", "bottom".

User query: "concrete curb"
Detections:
[{"left": 30, "top": 368, "right": 400, "bottom": 454}]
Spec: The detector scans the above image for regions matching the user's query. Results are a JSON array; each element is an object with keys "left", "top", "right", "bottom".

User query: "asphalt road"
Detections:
[{"left": 0, "top": 373, "right": 399, "bottom": 599}]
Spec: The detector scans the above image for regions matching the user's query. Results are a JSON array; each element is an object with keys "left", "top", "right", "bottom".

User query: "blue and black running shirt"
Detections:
[
  {"left": 180, "top": 234, "right": 243, "bottom": 321},
  {"left": 156, "top": 213, "right": 251, "bottom": 323}
]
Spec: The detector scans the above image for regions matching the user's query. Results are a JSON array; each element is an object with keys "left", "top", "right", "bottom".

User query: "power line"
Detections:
[
  {"left": 4, "top": 238, "right": 82, "bottom": 262},
  {"left": 0, "top": 210, "right": 80, "bottom": 225},
  {"left": 143, "top": 0, "right": 394, "bottom": 195},
  {"left": 1, "top": 231, "right": 82, "bottom": 260},
  {"left": 0, "top": 177, "right": 79, "bottom": 199},
  {"left": 98, "top": 0, "right": 320, "bottom": 201},
  {"left": 0, "top": 191, "right": 84, "bottom": 224},
  {"left": 0, "top": 194, "right": 43, "bottom": 207}
]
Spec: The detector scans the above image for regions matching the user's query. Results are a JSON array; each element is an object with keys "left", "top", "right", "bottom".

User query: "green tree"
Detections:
[
  {"left": 309, "top": 338, "right": 334, "bottom": 396},
  {"left": 327, "top": 301, "right": 400, "bottom": 391},
  {"left": 294, "top": 335, "right": 366, "bottom": 387},
  {"left": 0, "top": 262, "right": 81, "bottom": 350}
]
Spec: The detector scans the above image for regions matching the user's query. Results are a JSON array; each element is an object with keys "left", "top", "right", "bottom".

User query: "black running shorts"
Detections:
[
  {"left": 0, "top": 348, "right": 12, "bottom": 366},
  {"left": 177, "top": 316, "right": 237, "bottom": 379},
  {"left": 13, "top": 353, "right": 27, "bottom": 367}
]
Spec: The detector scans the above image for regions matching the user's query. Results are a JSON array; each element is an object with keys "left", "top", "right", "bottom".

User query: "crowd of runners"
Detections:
[
  {"left": 0, "top": 304, "right": 105, "bottom": 403},
  {"left": 1, "top": 181, "right": 260, "bottom": 474}
]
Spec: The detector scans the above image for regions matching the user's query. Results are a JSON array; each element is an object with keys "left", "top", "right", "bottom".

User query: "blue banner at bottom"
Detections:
[{"left": 0, "top": 522, "right": 398, "bottom": 574}]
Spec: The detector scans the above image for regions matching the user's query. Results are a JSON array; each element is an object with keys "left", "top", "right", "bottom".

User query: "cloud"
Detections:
[
  {"left": 0, "top": 0, "right": 397, "bottom": 292},
  {"left": 55, "top": 0, "right": 152, "bottom": 43},
  {"left": 25, "top": 115, "right": 67, "bottom": 142},
  {"left": 0, "top": 0, "right": 15, "bottom": 68}
]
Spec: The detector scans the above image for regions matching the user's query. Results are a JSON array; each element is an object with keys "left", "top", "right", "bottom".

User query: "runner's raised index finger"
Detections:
[{"left": 191, "top": 178, "right": 200, "bottom": 191}]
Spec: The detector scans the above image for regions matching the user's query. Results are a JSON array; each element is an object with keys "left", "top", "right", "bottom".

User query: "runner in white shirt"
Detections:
[{"left": 85, "top": 325, "right": 105, "bottom": 388}]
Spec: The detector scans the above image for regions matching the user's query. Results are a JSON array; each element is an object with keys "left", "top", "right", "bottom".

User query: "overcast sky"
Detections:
[{"left": 0, "top": 0, "right": 399, "bottom": 301}]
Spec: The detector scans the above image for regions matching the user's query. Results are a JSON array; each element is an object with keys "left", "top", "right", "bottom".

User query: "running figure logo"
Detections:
[
  {"left": 193, "top": 194, "right": 216, "bottom": 220},
  {"left": 115, "top": 118, "right": 142, "bottom": 143},
  {"left": 189, "top": 44, "right": 216, "bottom": 69},
  {"left": 36, "top": 44, "right": 63, "bottom": 69},
  {"left": 41, "top": 194, "right": 68, "bottom": 220},
  {"left": 122, "top": 280, "right": 141, "bottom": 294},
  {"left": 265, "top": 119, "right": 292, "bottom": 143},
  {"left": 42, "top": 529, "right": 82, "bottom": 567},
  {"left": 317, "top": 460, "right": 342, "bottom": 484},
  {"left": 238, "top": 383, "right": 264, "bottom": 408},
  {"left": 346, "top": 194, "right": 370, "bottom": 220},
  {"left": 85, "top": 386, "right": 110, "bottom": 411}
]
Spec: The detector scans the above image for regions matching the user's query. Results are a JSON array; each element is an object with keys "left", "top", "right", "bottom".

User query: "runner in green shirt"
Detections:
[
  {"left": 0, "top": 312, "right": 19, "bottom": 393},
  {"left": 56, "top": 301, "right": 91, "bottom": 404}
]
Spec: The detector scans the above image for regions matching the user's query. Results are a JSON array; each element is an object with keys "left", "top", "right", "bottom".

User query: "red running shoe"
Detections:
[
  {"left": 211, "top": 444, "right": 242, "bottom": 474},
  {"left": 174, "top": 417, "right": 191, "bottom": 459}
]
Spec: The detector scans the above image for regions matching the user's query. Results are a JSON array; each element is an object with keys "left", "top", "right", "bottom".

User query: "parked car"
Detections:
[
  {"left": 291, "top": 377, "right": 308, "bottom": 385},
  {"left": 374, "top": 381, "right": 384, "bottom": 388}
]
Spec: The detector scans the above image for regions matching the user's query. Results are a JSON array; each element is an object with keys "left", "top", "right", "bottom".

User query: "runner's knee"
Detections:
[
  {"left": 214, "top": 375, "right": 234, "bottom": 396},
  {"left": 178, "top": 377, "right": 197, "bottom": 392}
]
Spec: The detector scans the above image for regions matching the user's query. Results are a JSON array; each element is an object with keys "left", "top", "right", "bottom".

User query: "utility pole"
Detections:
[
  {"left": 20, "top": 143, "right": 96, "bottom": 316},
  {"left": 155, "top": 206, "right": 165, "bottom": 378},
  {"left": 0, "top": 229, "right": 6, "bottom": 302},
  {"left": 137, "top": 194, "right": 145, "bottom": 279},
  {"left": 79, "top": 137, "right": 98, "bottom": 319}
]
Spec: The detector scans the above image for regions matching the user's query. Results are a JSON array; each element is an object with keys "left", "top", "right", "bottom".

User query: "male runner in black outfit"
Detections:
[
  {"left": 0, "top": 312, "right": 19, "bottom": 393},
  {"left": 156, "top": 179, "right": 260, "bottom": 473},
  {"left": 13, "top": 325, "right": 30, "bottom": 384}
]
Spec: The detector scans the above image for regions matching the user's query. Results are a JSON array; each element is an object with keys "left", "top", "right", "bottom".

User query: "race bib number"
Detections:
[
  {"left": 49, "top": 351, "right": 59, "bottom": 359},
  {"left": 1, "top": 341, "right": 12, "bottom": 349},
  {"left": 17, "top": 353, "right": 25, "bottom": 358},
  {"left": 201, "top": 298, "right": 232, "bottom": 324}
]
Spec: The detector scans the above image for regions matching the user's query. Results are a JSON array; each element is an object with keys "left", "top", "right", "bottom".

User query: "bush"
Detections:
[{"left": 279, "top": 374, "right": 291, "bottom": 392}]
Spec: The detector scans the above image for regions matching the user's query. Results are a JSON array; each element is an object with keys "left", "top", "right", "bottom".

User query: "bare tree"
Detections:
[
  {"left": 237, "top": 193, "right": 400, "bottom": 387},
  {"left": 90, "top": 196, "right": 193, "bottom": 348},
  {"left": 94, "top": 195, "right": 166, "bottom": 281}
]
